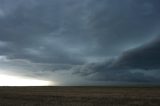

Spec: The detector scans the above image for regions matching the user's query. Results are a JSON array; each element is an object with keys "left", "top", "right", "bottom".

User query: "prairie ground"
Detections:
[{"left": 0, "top": 86, "right": 160, "bottom": 106}]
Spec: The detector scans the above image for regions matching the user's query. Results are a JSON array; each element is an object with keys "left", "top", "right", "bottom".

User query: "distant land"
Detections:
[{"left": 0, "top": 86, "right": 160, "bottom": 106}]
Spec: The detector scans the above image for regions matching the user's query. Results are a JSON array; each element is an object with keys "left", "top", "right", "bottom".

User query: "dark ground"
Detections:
[{"left": 0, "top": 86, "right": 160, "bottom": 106}]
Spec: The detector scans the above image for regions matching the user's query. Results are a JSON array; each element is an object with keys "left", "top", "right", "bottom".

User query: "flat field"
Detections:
[{"left": 0, "top": 86, "right": 160, "bottom": 106}]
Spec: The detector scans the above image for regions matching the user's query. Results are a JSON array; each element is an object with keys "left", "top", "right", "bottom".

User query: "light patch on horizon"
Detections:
[{"left": 0, "top": 74, "right": 53, "bottom": 86}]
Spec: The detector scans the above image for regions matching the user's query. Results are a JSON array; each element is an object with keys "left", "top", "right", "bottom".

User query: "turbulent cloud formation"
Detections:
[
  {"left": 74, "top": 38, "right": 160, "bottom": 83},
  {"left": 0, "top": 0, "right": 160, "bottom": 85},
  {"left": 114, "top": 38, "right": 160, "bottom": 70}
]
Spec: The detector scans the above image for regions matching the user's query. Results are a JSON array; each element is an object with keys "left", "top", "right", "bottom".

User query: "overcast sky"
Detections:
[{"left": 0, "top": 0, "right": 160, "bottom": 85}]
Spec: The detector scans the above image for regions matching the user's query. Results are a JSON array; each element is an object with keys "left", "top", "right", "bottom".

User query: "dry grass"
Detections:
[{"left": 0, "top": 86, "right": 160, "bottom": 106}]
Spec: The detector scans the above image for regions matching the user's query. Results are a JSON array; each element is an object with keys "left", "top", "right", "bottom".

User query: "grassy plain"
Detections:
[{"left": 0, "top": 86, "right": 160, "bottom": 106}]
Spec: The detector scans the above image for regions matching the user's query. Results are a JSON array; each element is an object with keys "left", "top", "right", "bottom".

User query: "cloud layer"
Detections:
[
  {"left": 0, "top": 0, "right": 160, "bottom": 85},
  {"left": 74, "top": 38, "right": 160, "bottom": 83}
]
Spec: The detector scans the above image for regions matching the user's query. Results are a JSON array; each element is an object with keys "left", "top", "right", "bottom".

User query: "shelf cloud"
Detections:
[{"left": 0, "top": 0, "right": 160, "bottom": 85}]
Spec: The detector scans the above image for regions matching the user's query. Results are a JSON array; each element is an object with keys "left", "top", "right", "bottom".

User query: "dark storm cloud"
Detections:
[
  {"left": 73, "top": 38, "right": 160, "bottom": 83},
  {"left": 73, "top": 63, "right": 159, "bottom": 83},
  {"left": 86, "top": 0, "right": 160, "bottom": 56},
  {"left": 0, "top": 0, "right": 90, "bottom": 64},
  {"left": 113, "top": 38, "right": 160, "bottom": 70},
  {"left": 0, "top": 0, "right": 160, "bottom": 84},
  {"left": 0, "top": 0, "right": 160, "bottom": 64}
]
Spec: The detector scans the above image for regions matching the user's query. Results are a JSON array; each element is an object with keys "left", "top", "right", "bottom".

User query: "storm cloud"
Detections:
[
  {"left": 0, "top": 0, "right": 160, "bottom": 85},
  {"left": 74, "top": 38, "right": 160, "bottom": 83},
  {"left": 114, "top": 38, "right": 160, "bottom": 70}
]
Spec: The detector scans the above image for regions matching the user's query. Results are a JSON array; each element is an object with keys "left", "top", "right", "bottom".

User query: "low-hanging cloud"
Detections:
[
  {"left": 73, "top": 38, "right": 160, "bottom": 83},
  {"left": 0, "top": 0, "right": 160, "bottom": 85}
]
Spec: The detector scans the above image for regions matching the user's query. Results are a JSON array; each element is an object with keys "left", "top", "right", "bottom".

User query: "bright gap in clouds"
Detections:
[{"left": 0, "top": 74, "right": 53, "bottom": 86}]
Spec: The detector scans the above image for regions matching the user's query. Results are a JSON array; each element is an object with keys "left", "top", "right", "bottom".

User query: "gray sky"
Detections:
[{"left": 0, "top": 0, "right": 160, "bottom": 85}]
